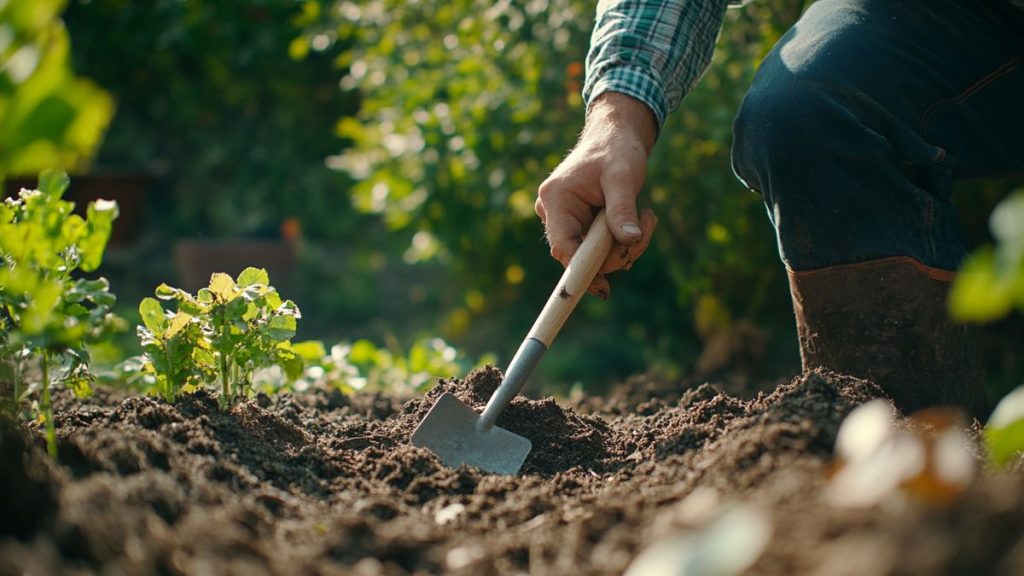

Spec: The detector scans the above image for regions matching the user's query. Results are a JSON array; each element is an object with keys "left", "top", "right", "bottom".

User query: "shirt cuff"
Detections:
[{"left": 584, "top": 65, "right": 669, "bottom": 131}]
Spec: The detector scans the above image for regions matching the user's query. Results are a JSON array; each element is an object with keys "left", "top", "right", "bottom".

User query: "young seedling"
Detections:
[
  {"left": 136, "top": 267, "right": 303, "bottom": 407},
  {"left": 0, "top": 170, "right": 123, "bottom": 457},
  {"left": 136, "top": 296, "right": 213, "bottom": 403}
]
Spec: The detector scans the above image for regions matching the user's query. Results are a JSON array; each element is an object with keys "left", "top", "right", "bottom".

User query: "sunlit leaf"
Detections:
[
  {"left": 985, "top": 385, "right": 1024, "bottom": 466},
  {"left": 165, "top": 311, "right": 192, "bottom": 339},
  {"left": 209, "top": 273, "right": 236, "bottom": 301},
  {"left": 292, "top": 340, "right": 327, "bottom": 361},
  {"left": 37, "top": 169, "right": 70, "bottom": 198},
  {"left": 349, "top": 339, "right": 380, "bottom": 365},
  {"left": 237, "top": 266, "right": 270, "bottom": 287},
  {"left": 268, "top": 315, "right": 297, "bottom": 340},
  {"left": 948, "top": 248, "right": 1016, "bottom": 323},
  {"left": 139, "top": 297, "right": 167, "bottom": 337}
]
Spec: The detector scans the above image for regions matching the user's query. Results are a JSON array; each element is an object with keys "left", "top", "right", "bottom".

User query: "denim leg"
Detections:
[{"left": 731, "top": 0, "right": 1024, "bottom": 272}]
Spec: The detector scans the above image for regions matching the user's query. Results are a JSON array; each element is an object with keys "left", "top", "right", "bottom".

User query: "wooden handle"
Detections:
[{"left": 526, "top": 210, "right": 614, "bottom": 346}]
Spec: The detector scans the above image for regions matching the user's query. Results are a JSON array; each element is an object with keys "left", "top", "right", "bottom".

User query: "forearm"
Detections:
[{"left": 584, "top": 0, "right": 732, "bottom": 131}]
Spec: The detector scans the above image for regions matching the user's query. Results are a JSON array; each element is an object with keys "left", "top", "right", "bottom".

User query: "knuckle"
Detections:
[
  {"left": 606, "top": 200, "right": 637, "bottom": 222},
  {"left": 537, "top": 178, "right": 559, "bottom": 201}
]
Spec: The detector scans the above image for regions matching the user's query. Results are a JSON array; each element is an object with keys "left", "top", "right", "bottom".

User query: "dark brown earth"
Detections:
[{"left": 2, "top": 367, "right": 1024, "bottom": 575}]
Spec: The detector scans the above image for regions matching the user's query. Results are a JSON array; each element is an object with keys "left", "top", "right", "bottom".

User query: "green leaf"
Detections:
[
  {"left": 276, "top": 346, "right": 305, "bottom": 381},
  {"left": 986, "top": 385, "right": 1024, "bottom": 466},
  {"left": 79, "top": 199, "right": 119, "bottom": 272},
  {"left": 69, "top": 277, "right": 116, "bottom": 307},
  {"left": 21, "top": 279, "right": 63, "bottom": 335},
  {"left": 37, "top": 170, "right": 70, "bottom": 198},
  {"left": 209, "top": 273, "right": 236, "bottom": 301},
  {"left": 139, "top": 297, "right": 169, "bottom": 337},
  {"left": 292, "top": 340, "right": 327, "bottom": 361},
  {"left": 223, "top": 296, "right": 249, "bottom": 321},
  {"left": 165, "top": 311, "right": 192, "bottom": 339},
  {"left": 155, "top": 283, "right": 181, "bottom": 300},
  {"left": 237, "top": 267, "right": 269, "bottom": 287},
  {"left": 267, "top": 315, "right": 297, "bottom": 340},
  {"left": 990, "top": 191, "right": 1024, "bottom": 247},
  {"left": 264, "top": 290, "right": 283, "bottom": 310},
  {"left": 949, "top": 248, "right": 1016, "bottom": 323},
  {"left": 349, "top": 339, "right": 380, "bottom": 365},
  {"left": 987, "top": 420, "right": 1024, "bottom": 467},
  {"left": 193, "top": 346, "right": 217, "bottom": 367}
]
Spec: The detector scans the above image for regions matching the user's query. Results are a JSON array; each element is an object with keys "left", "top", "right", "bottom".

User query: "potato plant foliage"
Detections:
[
  {"left": 136, "top": 268, "right": 302, "bottom": 407},
  {"left": 0, "top": 170, "right": 122, "bottom": 456}
]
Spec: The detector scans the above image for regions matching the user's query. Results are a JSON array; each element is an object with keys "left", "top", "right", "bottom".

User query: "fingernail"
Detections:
[{"left": 622, "top": 223, "right": 641, "bottom": 237}]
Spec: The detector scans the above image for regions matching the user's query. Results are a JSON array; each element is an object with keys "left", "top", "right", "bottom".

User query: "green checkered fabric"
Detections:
[
  {"left": 584, "top": 0, "right": 733, "bottom": 129},
  {"left": 584, "top": 0, "right": 1022, "bottom": 131}
]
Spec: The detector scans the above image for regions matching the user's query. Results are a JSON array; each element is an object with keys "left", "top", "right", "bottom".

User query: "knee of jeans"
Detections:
[{"left": 731, "top": 73, "right": 847, "bottom": 197}]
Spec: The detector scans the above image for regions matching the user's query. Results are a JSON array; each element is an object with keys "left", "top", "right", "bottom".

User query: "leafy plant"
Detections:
[
  {"left": 950, "top": 189, "right": 1024, "bottom": 323},
  {"left": 0, "top": 170, "right": 122, "bottom": 456},
  {"left": 135, "top": 267, "right": 303, "bottom": 407},
  {"left": 984, "top": 384, "right": 1024, "bottom": 467},
  {"left": 258, "top": 336, "right": 489, "bottom": 396},
  {"left": 0, "top": 0, "right": 113, "bottom": 182}
]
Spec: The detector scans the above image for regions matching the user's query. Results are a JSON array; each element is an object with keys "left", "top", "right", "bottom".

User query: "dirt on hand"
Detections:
[{"left": 2, "top": 367, "right": 1024, "bottom": 575}]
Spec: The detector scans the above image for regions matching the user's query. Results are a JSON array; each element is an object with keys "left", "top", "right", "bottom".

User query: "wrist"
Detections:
[{"left": 585, "top": 92, "right": 658, "bottom": 156}]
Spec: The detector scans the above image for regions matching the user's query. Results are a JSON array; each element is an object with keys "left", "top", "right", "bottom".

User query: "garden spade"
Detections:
[{"left": 411, "top": 210, "right": 615, "bottom": 475}]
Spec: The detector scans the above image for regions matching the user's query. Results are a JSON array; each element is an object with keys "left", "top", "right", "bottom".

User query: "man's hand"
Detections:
[{"left": 536, "top": 92, "right": 659, "bottom": 299}]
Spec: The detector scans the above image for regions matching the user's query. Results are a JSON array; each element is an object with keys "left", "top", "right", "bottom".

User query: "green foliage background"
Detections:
[
  {"left": 62, "top": 0, "right": 362, "bottom": 239},
  {"left": 34, "top": 0, "right": 1019, "bottom": 395},
  {"left": 293, "top": 0, "right": 811, "bottom": 386}
]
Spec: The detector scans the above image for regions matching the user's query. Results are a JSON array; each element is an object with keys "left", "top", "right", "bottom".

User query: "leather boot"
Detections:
[{"left": 788, "top": 256, "right": 988, "bottom": 418}]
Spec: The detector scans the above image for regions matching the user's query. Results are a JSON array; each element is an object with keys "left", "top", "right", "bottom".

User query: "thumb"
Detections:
[{"left": 600, "top": 167, "right": 643, "bottom": 246}]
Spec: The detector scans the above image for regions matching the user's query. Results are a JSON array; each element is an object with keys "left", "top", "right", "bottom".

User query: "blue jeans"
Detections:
[{"left": 731, "top": 0, "right": 1024, "bottom": 272}]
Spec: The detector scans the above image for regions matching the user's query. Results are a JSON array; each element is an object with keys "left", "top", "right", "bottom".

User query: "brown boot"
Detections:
[{"left": 788, "top": 256, "right": 988, "bottom": 418}]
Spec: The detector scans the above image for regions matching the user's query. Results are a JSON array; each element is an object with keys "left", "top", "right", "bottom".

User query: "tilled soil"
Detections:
[{"left": 2, "top": 367, "right": 1024, "bottom": 575}]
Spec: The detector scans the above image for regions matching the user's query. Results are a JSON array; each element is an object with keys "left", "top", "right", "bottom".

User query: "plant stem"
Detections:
[
  {"left": 220, "top": 354, "right": 231, "bottom": 408},
  {"left": 40, "top": 351, "right": 57, "bottom": 459},
  {"left": 163, "top": 343, "right": 175, "bottom": 403},
  {"left": 233, "top": 362, "right": 244, "bottom": 401},
  {"left": 12, "top": 351, "right": 22, "bottom": 415}
]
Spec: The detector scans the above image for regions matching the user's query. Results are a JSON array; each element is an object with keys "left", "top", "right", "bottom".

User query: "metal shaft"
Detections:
[{"left": 476, "top": 337, "right": 547, "bottom": 433}]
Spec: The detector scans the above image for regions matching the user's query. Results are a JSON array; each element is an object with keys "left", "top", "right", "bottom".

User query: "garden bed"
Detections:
[{"left": 2, "top": 367, "right": 1024, "bottom": 575}]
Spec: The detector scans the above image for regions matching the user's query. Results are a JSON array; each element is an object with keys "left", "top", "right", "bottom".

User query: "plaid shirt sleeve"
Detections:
[{"left": 584, "top": 0, "right": 733, "bottom": 129}]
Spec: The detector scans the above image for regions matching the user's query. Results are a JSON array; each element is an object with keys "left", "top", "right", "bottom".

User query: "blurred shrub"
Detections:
[
  {"left": 300, "top": 0, "right": 808, "bottom": 384},
  {"left": 0, "top": 0, "right": 112, "bottom": 182},
  {"left": 62, "top": 0, "right": 362, "bottom": 239}
]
